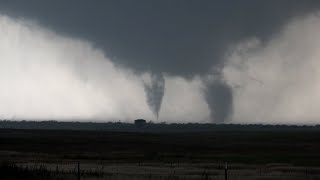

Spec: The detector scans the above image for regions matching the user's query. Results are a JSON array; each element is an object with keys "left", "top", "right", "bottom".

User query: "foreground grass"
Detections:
[{"left": 0, "top": 128, "right": 320, "bottom": 179}]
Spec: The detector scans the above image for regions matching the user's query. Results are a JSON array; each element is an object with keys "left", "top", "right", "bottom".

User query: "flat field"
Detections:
[{"left": 0, "top": 128, "right": 320, "bottom": 179}]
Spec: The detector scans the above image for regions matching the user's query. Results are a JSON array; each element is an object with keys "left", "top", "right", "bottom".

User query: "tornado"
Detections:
[
  {"left": 144, "top": 73, "right": 165, "bottom": 119},
  {"left": 204, "top": 79, "right": 233, "bottom": 123}
]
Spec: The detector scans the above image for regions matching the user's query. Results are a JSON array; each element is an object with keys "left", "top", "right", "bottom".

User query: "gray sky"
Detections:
[
  {"left": 1, "top": 0, "right": 320, "bottom": 76},
  {"left": 1, "top": 1, "right": 320, "bottom": 123}
]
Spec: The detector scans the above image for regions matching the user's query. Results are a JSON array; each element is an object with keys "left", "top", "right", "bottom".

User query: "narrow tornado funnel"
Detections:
[{"left": 144, "top": 73, "right": 165, "bottom": 119}]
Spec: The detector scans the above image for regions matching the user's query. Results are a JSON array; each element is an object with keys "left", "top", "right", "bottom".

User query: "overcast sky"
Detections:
[
  {"left": 1, "top": 1, "right": 320, "bottom": 124},
  {"left": 0, "top": 0, "right": 319, "bottom": 75}
]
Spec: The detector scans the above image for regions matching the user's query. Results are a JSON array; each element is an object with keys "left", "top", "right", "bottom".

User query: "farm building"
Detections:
[{"left": 134, "top": 119, "right": 146, "bottom": 127}]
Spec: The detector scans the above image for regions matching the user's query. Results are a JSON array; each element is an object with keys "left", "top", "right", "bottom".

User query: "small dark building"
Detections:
[{"left": 134, "top": 119, "right": 146, "bottom": 128}]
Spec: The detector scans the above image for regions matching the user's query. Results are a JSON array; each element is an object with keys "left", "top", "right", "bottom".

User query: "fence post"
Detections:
[
  {"left": 306, "top": 167, "right": 308, "bottom": 179},
  {"left": 225, "top": 162, "right": 228, "bottom": 180},
  {"left": 77, "top": 161, "right": 80, "bottom": 180},
  {"left": 260, "top": 167, "right": 262, "bottom": 176}
]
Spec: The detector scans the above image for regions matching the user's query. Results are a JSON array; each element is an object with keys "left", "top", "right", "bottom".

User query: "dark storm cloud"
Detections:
[
  {"left": 2, "top": 0, "right": 320, "bottom": 76},
  {"left": 1, "top": 0, "right": 320, "bottom": 122}
]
